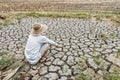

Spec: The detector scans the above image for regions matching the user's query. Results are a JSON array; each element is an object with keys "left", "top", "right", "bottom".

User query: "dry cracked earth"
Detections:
[{"left": 0, "top": 17, "right": 120, "bottom": 80}]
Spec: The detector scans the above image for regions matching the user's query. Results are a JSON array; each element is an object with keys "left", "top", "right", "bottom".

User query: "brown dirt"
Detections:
[{"left": 0, "top": 1, "right": 120, "bottom": 12}]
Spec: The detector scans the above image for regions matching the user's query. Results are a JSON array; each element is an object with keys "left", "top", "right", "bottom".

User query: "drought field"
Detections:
[
  {"left": 0, "top": 0, "right": 120, "bottom": 80},
  {"left": 0, "top": 17, "right": 120, "bottom": 80}
]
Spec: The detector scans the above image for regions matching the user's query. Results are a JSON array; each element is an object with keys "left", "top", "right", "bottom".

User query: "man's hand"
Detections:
[{"left": 56, "top": 44, "right": 62, "bottom": 48}]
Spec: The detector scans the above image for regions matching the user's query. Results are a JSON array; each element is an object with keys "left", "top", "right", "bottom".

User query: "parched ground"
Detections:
[{"left": 0, "top": 17, "right": 120, "bottom": 79}]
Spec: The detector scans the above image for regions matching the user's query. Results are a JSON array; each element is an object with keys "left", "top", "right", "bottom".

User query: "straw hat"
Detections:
[{"left": 31, "top": 23, "right": 48, "bottom": 36}]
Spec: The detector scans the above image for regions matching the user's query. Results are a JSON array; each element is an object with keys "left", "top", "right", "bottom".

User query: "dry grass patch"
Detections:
[{"left": 0, "top": 11, "right": 119, "bottom": 26}]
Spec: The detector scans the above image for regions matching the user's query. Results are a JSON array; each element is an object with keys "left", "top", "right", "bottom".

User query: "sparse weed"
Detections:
[
  {"left": 116, "top": 49, "right": 120, "bottom": 58},
  {"left": 93, "top": 55, "right": 101, "bottom": 65},
  {"left": 75, "top": 72, "right": 89, "bottom": 80},
  {"left": 103, "top": 71, "right": 120, "bottom": 80},
  {"left": 2, "top": 19, "right": 14, "bottom": 26},
  {"left": 99, "top": 32, "right": 108, "bottom": 44},
  {"left": 108, "top": 73, "right": 120, "bottom": 80},
  {"left": 110, "top": 33, "right": 115, "bottom": 37},
  {"left": 0, "top": 54, "right": 15, "bottom": 71}
]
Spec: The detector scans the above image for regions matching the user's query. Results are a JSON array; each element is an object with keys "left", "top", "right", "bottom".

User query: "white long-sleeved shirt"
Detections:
[{"left": 25, "top": 34, "right": 57, "bottom": 64}]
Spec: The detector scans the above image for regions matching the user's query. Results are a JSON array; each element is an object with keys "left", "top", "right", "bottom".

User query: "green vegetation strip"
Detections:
[
  {"left": 15, "top": 11, "right": 120, "bottom": 19},
  {"left": 0, "top": 11, "right": 120, "bottom": 26},
  {"left": 15, "top": 11, "right": 90, "bottom": 19}
]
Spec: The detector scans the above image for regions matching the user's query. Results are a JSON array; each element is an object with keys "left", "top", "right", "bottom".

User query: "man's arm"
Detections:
[{"left": 40, "top": 36, "right": 58, "bottom": 46}]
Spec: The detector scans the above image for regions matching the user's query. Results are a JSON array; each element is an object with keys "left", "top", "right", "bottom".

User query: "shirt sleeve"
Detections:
[{"left": 40, "top": 36, "right": 58, "bottom": 46}]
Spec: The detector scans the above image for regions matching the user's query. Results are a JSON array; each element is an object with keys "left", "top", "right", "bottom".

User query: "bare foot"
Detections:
[
  {"left": 39, "top": 57, "right": 51, "bottom": 63},
  {"left": 39, "top": 57, "right": 47, "bottom": 63}
]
